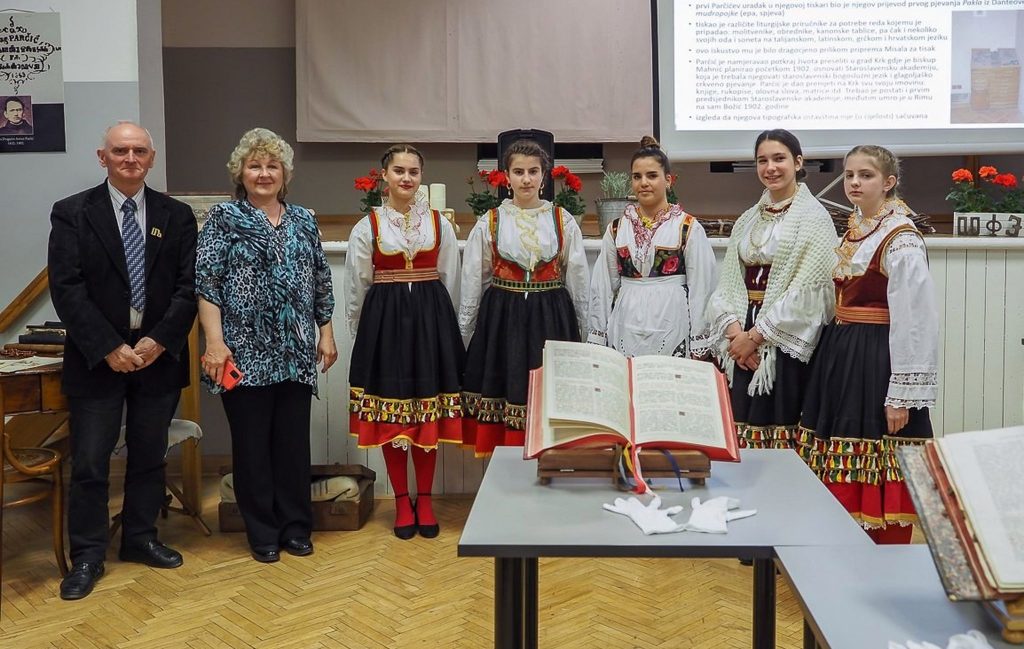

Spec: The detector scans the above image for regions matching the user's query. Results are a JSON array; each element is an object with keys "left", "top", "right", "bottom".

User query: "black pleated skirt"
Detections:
[
  {"left": 729, "top": 303, "right": 810, "bottom": 448},
  {"left": 462, "top": 285, "right": 579, "bottom": 453},
  {"left": 348, "top": 280, "right": 465, "bottom": 447},
  {"left": 801, "top": 321, "right": 932, "bottom": 442}
]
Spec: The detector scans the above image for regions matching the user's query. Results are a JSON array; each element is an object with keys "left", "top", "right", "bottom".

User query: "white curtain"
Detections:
[{"left": 296, "top": 0, "right": 653, "bottom": 142}]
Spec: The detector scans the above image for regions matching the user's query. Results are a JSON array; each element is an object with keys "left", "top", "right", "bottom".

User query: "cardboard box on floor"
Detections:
[{"left": 219, "top": 464, "right": 376, "bottom": 532}]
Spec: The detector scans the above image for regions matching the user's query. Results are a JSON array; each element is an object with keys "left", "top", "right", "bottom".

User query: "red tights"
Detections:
[{"left": 381, "top": 444, "right": 438, "bottom": 528}]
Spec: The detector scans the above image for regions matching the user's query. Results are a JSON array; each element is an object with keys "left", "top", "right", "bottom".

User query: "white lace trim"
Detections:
[
  {"left": 757, "top": 318, "right": 817, "bottom": 363},
  {"left": 689, "top": 330, "right": 713, "bottom": 359},
  {"left": 886, "top": 371, "right": 937, "bottom": 409},
  {"left": 457, "top": 303, "right": 477, "bottom": 337},
  {"left": 886, "top": 231, "right": 925, "bottom": 256}
]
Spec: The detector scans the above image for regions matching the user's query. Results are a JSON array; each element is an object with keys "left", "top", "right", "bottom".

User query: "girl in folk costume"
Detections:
[
  {"left": 799, "top": 145, "right": 938, "bottom": 544},
  {"left": 459, "top": 139, "right": 589, "bottom": 456},
  {"left": 588, "top": 136, "right": 717, "bottom": 358},
  {"left": 344, "top": 145, "right": 464, "bottom": 540},
  {"left": 706, "top": 130, "right": 838, "bottom": 448}
]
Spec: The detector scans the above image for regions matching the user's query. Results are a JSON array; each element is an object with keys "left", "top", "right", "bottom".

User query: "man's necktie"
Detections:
[{"left": 121, "top": 197, "right": 146, "bottom": 311}]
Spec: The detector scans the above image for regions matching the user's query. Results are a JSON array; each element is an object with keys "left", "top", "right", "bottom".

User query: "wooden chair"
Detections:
[
  {"left": 1, "top": 390, "right": 69, "bottom": 577},
  {"left": 109, "top": 418, "right": 212, "bottom": 538}
]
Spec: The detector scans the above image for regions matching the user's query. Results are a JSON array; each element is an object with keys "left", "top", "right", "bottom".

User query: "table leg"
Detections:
[
  {"left": 803, "top": 619, "right": 817, "bottom": 649},
  {"left": 495, "top": 557, "right": 524, "bottom": 649},
  {"left": 752, "top": 557, "right": 776, "bottom": 649},
  {"left": 524, "top": 558, "right": 538, "bottom": 649}
]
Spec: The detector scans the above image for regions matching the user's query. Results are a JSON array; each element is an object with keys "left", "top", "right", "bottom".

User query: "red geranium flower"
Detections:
[
  {"left": 551, "top": 165, "right": 569, "bottom": 179},
  {"left": 993, "top": 173, "right": 1018, "bottom": 189},
  {"left": 486, "top": 170, "right": 508, "bottom": 188},
  {"left": 951, "top": 168, "right": 973, "bottom": 183},
  {"left": 565, "top": 173, "right": 583, "bottom": 193},
  {"left": 354, "top": 176, "right": 376, "bottom": 191},
  {"left": 978, "top": 166, "right": 998, "bottom": 179},
  {"left": 478, "top": 169, "right": 489, "bottom": 179}
]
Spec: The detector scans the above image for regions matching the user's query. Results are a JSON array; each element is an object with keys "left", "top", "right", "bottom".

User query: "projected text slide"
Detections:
[{"left": 676, "top": 0, "right": 1024, "bottom": 131}]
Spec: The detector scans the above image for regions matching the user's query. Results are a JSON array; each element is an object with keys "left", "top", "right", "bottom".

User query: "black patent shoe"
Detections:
[
  {"left": 393, "top": 493, "right": 416, "bottom": 540},
  {"left": 415, "top": 494, "right": 440, "bottom": 539},
  {"left": 60, "top": 562, "right": 105, "bottom": 600},
  {"left": 119, "top": 540, "right": 183, "bottom": 569},
  {"left": 282, "top": 537, "right": 314, "bottom": 556},
  {"left": 251, "top": 546, "right": 280, "bottom": 563}
]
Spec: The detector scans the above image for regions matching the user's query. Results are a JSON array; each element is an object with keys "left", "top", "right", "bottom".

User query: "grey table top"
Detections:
[
  {"left": 458, "top": 447, "right": 870, "bottom": 559},
  {"left": 775, "top": 545, "right": 1014, "bottom": 649}
]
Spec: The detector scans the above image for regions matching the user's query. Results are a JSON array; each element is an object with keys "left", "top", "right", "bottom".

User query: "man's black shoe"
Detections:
[
  {"left": 119, "top": 540, "right": 183, "bottom": 569},
  {"left": 60, "top": 562, "right": 105, "bottom": 600},
  {"left": 281, "top": 537, "right": 314, "bottom": 556}
]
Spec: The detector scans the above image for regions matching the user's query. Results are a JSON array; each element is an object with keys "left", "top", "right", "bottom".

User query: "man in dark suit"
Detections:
[{"left": 48, "top": 122, "right": 198, "bottom": 600}]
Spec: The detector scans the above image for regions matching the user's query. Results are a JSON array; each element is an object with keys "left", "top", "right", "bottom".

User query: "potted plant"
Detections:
[
  {"left": 465, "top": 170, "right": 506, "bottom": 218},
  {"left": 595, "top": 171, "right": 636, "bottom": 234},
  {"left": 551, "top": 166, "right": 586, "bottom": 228},
  {"left": 946, "top": 165, "right": 1023, "bottom": 236}
]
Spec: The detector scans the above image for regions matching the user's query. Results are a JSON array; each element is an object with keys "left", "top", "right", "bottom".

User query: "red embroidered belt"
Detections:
[
  {"left": 835, "top": 305, "right": 890, "bottom": 325},
  {"left": 374, "top": 268, "right": 440, "bottom": 283}
]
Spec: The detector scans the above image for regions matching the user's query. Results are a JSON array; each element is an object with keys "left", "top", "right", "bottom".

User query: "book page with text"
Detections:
[
  {"left": 542, "top": 340, "right": 631, "bottom": 437},
  {"left": 937, "top": 426, "right": 1024, "bottom": 590},
  {"left": 629, "top": 355, "right": 725, "bottom": 448}
]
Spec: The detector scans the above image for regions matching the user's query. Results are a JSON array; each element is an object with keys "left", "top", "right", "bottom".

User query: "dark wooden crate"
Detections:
[{"left": 219, "top": 464, "right": 376, "bottom": 532}]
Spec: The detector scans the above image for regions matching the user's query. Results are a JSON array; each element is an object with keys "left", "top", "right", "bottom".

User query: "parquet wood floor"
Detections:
[{"left": 2, "top": 478, "right": 812, "bottom": 648}]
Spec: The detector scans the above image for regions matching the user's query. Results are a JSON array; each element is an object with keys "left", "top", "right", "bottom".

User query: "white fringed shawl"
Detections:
[{"left": 711, "top": 183, "right": 837, "bottom": 395}]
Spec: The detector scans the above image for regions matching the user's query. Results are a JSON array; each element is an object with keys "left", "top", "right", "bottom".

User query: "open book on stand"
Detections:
[
  {"left": 524, "top": 341, "right": 739, "bottom": 486},
  {"left": 900, "top": 425, "right": 1024, "bottom": 644}
]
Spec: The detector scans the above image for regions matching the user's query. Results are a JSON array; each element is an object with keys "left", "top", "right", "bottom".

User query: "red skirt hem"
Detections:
[
  {"left": 350, "top": 413, "right": 463, "bottom": 448},
  {"left": 825, "top": 480, "right": 918, "bottom": 530},
  {"left": 462, "top": 418, "right": 525, "bottom": 456}
]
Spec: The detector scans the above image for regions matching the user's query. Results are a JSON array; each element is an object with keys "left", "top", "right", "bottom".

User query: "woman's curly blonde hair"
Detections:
[{"left": 227, "top": 127, "right": 295, "bottom": 200}]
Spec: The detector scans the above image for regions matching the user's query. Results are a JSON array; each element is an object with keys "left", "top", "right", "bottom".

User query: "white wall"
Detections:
[{"left": 0, "top": 0, "right": 165, "bottom": 344}]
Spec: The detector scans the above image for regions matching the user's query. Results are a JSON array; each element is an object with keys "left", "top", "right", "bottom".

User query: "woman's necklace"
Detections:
[
  {"left": 258, "top": 201, "right": 283, "bottom": 227},
  {"left": 629, "top": 204, "right": 674, "bottom": 263},
  {"left": 835, "top": 201, "right": 893, "bottom": 277},
  {"left": 636, "top": 204, "right": 671, "bottom": 230},
  {"left": 747, "top": 197, "right": 793, "bottom": 256}
]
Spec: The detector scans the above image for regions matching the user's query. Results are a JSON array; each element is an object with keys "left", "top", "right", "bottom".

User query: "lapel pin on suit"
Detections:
[{"left": 150, "top": 227, "right": 163, "bottom": 238}]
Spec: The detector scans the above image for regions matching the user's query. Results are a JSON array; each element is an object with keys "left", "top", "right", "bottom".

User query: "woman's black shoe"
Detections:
[
  {"left": 415, "top": 493, "right": 440, "bottom": 539},
  {"left": 282, "top": 537, "right": 314, "bottom": 556},
  {"left": 251, "top": 546, "right": 280, "bottom": 563},
  {"left": 393, "top": 493, "right": 416, "bottom": 540}
]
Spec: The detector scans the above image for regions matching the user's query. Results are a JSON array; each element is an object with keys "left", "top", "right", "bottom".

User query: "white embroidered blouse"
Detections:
[
  {"left": 458, "top": 199, "right": 589, "bottom": 341},
  {"left": 342, "top": 204, "right": 461, "bottom": 337}
]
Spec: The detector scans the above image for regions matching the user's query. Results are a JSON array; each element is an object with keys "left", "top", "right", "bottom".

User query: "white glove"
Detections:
[
  {"left": 946, "top": 631, "right": 994, "bottom": 649},
  {"left": 889, "top": 631, "right": 993, "bottom": 649},
  {"left": 683, "top": 496, "right": 757, "bottom": 534},
  {"left": 603, "top": 494, "right": 685, "bottom": 535}
]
